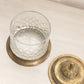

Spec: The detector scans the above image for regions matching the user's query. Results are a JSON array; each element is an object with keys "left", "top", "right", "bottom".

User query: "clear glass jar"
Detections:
[{"left": 10, "top": 11, "right": 51, "bottom": 60}]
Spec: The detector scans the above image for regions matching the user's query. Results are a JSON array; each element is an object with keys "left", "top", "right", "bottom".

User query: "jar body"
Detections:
[{"left": 10, "top": 11, "right": 51, "bottom": 60}]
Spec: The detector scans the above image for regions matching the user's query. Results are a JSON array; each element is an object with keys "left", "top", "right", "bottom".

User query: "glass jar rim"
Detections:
[{"left": 10, "top": 11, "right": 51, "bottom": 45}]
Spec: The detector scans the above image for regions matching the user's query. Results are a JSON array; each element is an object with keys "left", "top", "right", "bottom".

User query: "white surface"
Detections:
[{"left": 0, "top": 0, "right": 84, "bottom": 84}]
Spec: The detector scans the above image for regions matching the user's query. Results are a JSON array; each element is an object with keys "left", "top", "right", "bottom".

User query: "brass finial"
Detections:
[{"left": 61, "top": 61, "right": 79, "bottom": 79}]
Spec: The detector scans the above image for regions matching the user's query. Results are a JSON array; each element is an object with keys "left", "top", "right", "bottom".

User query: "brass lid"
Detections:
[{"left": 49, "top": 55, "right": 84, "bottom": 84}]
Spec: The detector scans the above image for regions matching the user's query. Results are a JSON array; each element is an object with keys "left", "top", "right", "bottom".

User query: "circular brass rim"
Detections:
[
  {"left": 6, "top": 37, "right": 51, "bottom": 66},
  {"left": 48, "top": 54, "right": 84, "bottom": 84}
]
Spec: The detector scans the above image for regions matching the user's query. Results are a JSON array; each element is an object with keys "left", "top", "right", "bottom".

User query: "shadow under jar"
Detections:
[{"left": 7, "top": 11, "right": 51, "bottom": 66}]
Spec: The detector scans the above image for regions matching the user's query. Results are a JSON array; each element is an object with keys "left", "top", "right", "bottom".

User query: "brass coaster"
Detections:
[
  {"left": 6, "top": 37, "right": 51, "bottom": 66},
  {"left": 49, "top": 55, "right": 84, "bottom": 84}
]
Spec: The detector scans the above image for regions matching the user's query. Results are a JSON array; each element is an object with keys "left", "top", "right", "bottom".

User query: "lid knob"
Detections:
[{"left": 61, "top": 61, "right": 79, "bottom": 79}]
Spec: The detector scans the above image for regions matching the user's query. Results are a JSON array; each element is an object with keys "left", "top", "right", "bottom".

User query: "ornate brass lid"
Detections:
[{"left": 49, "top": 55, "right": 84, "bottom": 84}]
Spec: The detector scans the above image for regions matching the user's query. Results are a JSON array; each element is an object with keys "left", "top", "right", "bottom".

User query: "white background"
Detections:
[{"left": 0, "top": 0, "right": 84, "bottom": 84}]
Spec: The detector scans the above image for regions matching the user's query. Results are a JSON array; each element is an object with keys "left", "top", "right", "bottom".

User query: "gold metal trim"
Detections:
[
  {"left": 6, "top": 37, "right": 51, "bottom": 66},
  {"left": 49, "top": 55, "right": 84, "bottom": 84}
]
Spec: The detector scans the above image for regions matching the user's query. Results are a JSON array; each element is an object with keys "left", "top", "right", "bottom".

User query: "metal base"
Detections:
[{"left": 6, "top": 37, "right": 51, "bottom": 66}]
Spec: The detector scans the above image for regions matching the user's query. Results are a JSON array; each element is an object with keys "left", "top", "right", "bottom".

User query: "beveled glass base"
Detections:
[{"left": 6, "top": 37, "right": 51, "bottom": 66}]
